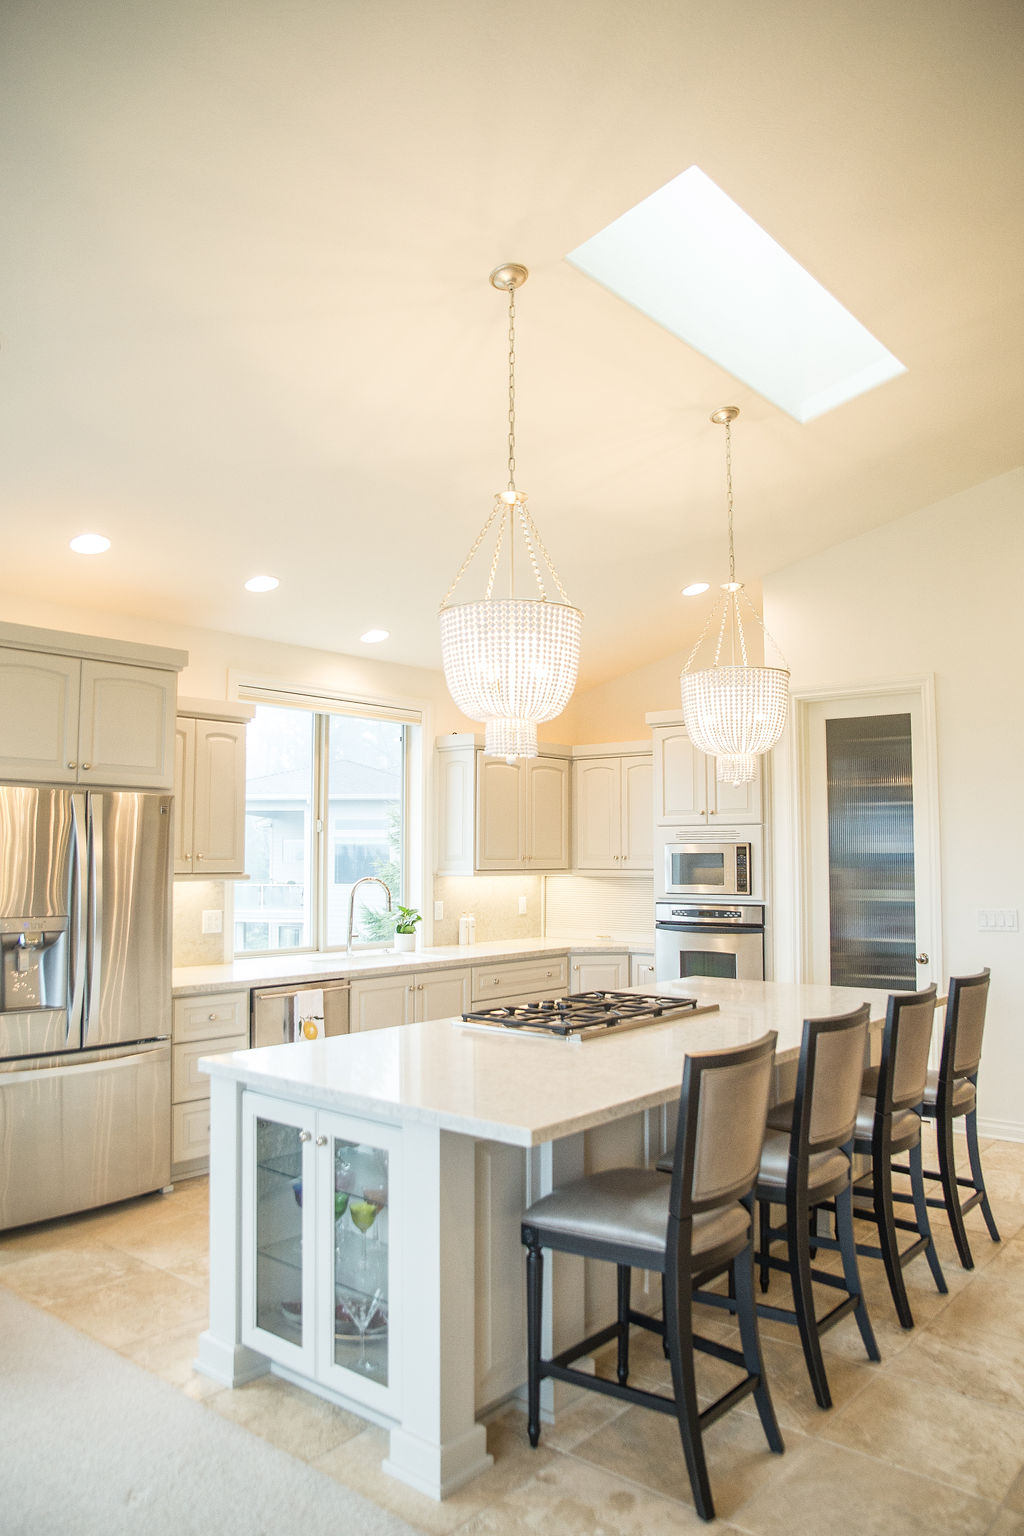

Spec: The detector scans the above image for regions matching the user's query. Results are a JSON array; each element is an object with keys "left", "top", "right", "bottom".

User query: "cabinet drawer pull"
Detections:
[
  {"left": 208, "top": 1012, "right": 217, "bottom": 1021},
  {"left": 299, "top": 1129, "right": 312, "bottom": 1143}
]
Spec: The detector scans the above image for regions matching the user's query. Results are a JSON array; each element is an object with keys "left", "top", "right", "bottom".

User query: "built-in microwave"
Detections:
[{"left": 661, "top": 836, "right": 752, "bottom": 897}]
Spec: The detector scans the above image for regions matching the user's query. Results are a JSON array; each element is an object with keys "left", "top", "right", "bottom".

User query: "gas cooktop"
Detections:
[{"left": 457, "top": 990, "right": 719, "bottom": 1042}]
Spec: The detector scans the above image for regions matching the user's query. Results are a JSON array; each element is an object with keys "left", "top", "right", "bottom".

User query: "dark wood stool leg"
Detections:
[
  {"left": 909, "top": 1139, "right": 947, "bottom": 1294},
  {"left": 787, "top": 1190, "right": 833, "bottom": 1409},
  {"left": 936, "top": 1108, "right": 975, "bottom": 1269},
  {"left": 525, "top": 1236, "right": 544, "bottom": 1448},
  {"left": 616, "top": 1264, "right": 631, "bottom": 1384},
  {"left": 733, "top": 1245, "right": 784, "bottom": 1455},
  {"left": 835, "top": 1180, "right": 881, "bottom": 1362},
  {"left": 664, "top": 1264, "right": 715, "bottom": 1522},
  {"left": 758, "top": 1199, "right": 771, "bottom": 1293},
  {"left": 964, "top": 1094, "right": 1001, "bottom": 1243},
  {"left": 873, "top": 1146, "right": 914, "bottom": 1328}
]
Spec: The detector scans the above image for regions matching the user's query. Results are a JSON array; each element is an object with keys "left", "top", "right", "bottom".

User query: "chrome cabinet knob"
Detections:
[
  {"left": 315, "top": 1134, "right": 328, "bottom": 1147},
  {"left": 916, "top": 952, "right": 930, "bottom": 965},
  {"left": 208, "top": 1012, "right": 216, "bottom": 1021},
  {"left": 81, "top": 762, "right": 91, "bottom": 770},
  {"left": 197, "top": 852, "right": 205, "bottom": 860},
  {"left": 298, "top": 1129, "right": 312, "bottom": 1143},
  {"left": 67, "top": 760, "right": 77, "bottom": 769}
]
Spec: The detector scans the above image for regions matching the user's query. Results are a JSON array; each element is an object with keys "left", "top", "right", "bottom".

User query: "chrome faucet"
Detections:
[{"left": 345, "top": 876, "right": 392, "bottom": 953}]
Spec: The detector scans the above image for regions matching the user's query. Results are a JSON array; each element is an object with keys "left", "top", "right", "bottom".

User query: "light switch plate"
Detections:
[
  {"left": 518, "top": 895, "right": 528, "bottom": 915},
  {"left": 434, "top": 900, "right": 444, "bottom": 921},
  {"left": 202, "top": 909, "right": 223, "bottom": 934},
  {"left": 977, "top": 908, "right": 1019, "bottom": 932}
]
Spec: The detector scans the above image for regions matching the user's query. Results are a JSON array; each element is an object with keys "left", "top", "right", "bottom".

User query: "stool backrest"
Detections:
[
  {"left": 667, "top": 1031, "right": 777, "bottom": 1219},
  {"left": 943, "top": 968, "right": 991, "bottom": 1079},
  {"left": 791, "top": 1004, "right": 871, "bottom": 1153},
  {"left": 878, "top": 984, "right": 938, "bottom": 1114}
]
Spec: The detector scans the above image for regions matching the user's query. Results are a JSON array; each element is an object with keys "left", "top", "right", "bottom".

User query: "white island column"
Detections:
[{"left": 383, "top": 1120, "right": 493, "bottom": 1497}]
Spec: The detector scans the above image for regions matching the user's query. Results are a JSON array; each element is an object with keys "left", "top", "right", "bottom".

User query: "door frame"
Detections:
[{"left": 780, "top": 674, "right": 942, "bottom": 988}]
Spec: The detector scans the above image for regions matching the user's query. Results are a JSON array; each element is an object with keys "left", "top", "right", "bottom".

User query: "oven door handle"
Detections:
[{"left": 655, "top": 922, "right": 764, "bottom": 936}]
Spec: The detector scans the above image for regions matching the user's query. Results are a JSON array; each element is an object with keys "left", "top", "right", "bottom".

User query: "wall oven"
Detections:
[{"left": 655, "top": 900, "right": 765, "bottom": 984}]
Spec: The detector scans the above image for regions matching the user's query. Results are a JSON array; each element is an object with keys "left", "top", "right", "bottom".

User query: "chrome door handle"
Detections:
[{"left": 916, "top": 952, "right": 930, "bottom": 965}]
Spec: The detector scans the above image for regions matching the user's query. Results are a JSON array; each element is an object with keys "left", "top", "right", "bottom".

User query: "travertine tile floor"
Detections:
[{"left": 2, "top": 1126, "right": 1023, "bottom": 1534}]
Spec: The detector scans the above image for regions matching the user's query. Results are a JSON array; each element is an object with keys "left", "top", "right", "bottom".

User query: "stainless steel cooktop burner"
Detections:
[{"left": 458, "top": 990, "right": 718, "bottom": 1041}]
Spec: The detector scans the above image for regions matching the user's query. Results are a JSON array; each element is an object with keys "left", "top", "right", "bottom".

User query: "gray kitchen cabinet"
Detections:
[
  {"left": 174, "top": 698, "right": 255, "bottom": 877},
  {"left": 572, "top": 745, "right": 653, "bottom": 870},
  {"left": 0, "top": 630, "right": 184, "bottom": 788},
  {"left": 435, "top": 735, "right": 570, "bottom": 874}
]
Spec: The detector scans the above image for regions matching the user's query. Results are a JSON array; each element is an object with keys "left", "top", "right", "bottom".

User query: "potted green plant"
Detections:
[{"left": 392, "top": 905, "right": 422, "bottom": 952}]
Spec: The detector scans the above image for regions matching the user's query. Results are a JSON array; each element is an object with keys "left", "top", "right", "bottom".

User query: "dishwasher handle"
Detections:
[{"left": 251, "top": 980, "right": 351, "bottom": 1047}]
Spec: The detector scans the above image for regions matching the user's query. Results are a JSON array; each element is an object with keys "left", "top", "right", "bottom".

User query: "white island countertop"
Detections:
[{"left": 201, "top": 977, "right": 894, "bottom": 1146}]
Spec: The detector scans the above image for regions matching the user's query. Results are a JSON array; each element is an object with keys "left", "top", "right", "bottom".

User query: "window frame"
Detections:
[{"left": 230, "top": 673, "right": 428, "bottom": 959}]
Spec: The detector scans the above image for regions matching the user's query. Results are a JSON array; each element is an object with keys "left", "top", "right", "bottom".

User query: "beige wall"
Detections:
[{"left": 762, "top": 467, "right": 1024, "bottom": 1139}]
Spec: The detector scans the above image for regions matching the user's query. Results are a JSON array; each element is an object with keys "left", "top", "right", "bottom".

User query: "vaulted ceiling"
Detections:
[{"left": 2, "top": 0, "right": 1021, "bottom": 687}]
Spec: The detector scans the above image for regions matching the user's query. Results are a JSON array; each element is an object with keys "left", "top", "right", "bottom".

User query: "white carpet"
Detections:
[{"left": 0, "top": 1288, "right": 427, "bottom": 1536}]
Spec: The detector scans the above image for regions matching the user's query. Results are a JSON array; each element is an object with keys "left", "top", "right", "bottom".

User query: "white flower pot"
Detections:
[{"left": 393, "top": 931, "right": 417, "bottom": 952}]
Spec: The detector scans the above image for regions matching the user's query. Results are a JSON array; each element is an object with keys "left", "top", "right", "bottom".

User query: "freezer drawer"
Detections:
[{"left": 0, "top": 1045, "right": 170, "bottom": 1230}]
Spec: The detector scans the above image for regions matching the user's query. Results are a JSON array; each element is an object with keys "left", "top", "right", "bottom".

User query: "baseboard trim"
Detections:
[{"left": 978, "top": 1116, "right": 1024, "bottom": 1144}]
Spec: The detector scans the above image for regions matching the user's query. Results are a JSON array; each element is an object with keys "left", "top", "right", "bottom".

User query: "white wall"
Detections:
[{"left": 762, "top": 467, "right": 1024, "bottom": 1139}]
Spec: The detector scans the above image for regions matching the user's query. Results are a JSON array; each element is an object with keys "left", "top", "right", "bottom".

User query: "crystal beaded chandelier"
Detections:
[
  {"left": 680, "top": 407, "right": 790, "bottom": 785},
  {"left": 439, "top": 265, "right": 582, "bottom": 760}
]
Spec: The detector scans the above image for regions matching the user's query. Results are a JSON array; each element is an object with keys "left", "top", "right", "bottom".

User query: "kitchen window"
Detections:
[{"left": 234, "top": 698, "right": 417, "bottom": 956}]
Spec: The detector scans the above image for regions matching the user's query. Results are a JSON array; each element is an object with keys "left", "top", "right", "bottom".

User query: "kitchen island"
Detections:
[{"left": 197, "top": 977, "right": 894, "bottom": 1500}]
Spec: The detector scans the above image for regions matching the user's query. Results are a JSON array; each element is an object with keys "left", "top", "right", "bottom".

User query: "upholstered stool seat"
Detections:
[
  {"left": 524, "top": 1169, "right": 751, "bottom": 1265},
  {"left": 521, "top": 1032, "right": 782, "bottom": 1524},
  {"left": 922, "top": 1069, "right": 975, "bottom": 1115}
]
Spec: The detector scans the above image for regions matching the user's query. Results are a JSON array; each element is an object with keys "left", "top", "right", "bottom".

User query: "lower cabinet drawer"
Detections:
[
  {"left": 172, "top": 1032, "right": 248, "bottom": 1102},
  {"left": 172, "top": 989, "right": 249, "bottom": 1044},
  {"left": 471, "top": 956, "right": 569, "bottom": 1003},
  {"left": 171, "top": 1099, "right": 213, "bottom": 1167}
]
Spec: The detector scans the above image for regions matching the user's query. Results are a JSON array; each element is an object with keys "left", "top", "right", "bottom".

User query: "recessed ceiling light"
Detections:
[
  {"left": 69, "top": 532, "right": 111, "bottom": 555},
  {"left": 244, "top": 575, "right": 279, "bottom": 593},
  {"left": 567, "top": 166, "right": 906, "bottom": 423},
  {"left": 360, "top": 629, "right": 390, "bottom": 644},
  {"left": 682, "top": 582, "right": 710, "bottom": 597}
]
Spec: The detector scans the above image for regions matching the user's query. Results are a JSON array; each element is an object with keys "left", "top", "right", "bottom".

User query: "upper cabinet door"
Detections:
[
  {"left": 78, "top": 661, "right": 176, "bottom": 789},
  {"left": 173, "top": 716, "right": 196, "bottom": 872},
  {"left": 192, "top": 720, "right": 247, "bottom": 874},
  {"left": 620, "top": 756, "right": 654, "bottom": 868},
  {"left": 524, "top": 757, "right": 569, "bottom": 869},
  {"left": 573, "top": 759, "right": 619, "bottom": 869},
  {"left": 0, "top": 650, "right": 81, "bottom": 782},
  {"left": 476, "top": 757, "right": 522, "bottom": 869},
  {"left": 654, "top": 728, "right": 707, "bottom": 821},
  {"left": 708, "top": 769, "right": 762, "bottom": 823}
]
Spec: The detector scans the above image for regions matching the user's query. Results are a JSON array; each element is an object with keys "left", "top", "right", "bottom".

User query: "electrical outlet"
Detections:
[
  {"left": 202, "top": 909, "right": 223, "bottom": 935},
  {"left": 518, "top": 895, "right": 528, "bottom": 915},
  {"left": 434, "top": 900, "right": 444, "bottom": 921}
]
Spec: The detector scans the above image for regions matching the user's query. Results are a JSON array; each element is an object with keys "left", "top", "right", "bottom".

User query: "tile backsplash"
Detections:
[
  {"left": 172, "top": 880, "right": 232, "bottom": 966},
  {"left": 432, "top": 875, "right": 543, "bottom": 946}
]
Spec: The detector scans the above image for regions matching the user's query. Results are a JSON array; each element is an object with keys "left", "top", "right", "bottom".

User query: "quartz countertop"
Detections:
[
  {"left": 172, "top": 933, "right": 654, "bottom": 997},
  {"left": 201, "top": 977, "right": 894, "bottom": 1146}
]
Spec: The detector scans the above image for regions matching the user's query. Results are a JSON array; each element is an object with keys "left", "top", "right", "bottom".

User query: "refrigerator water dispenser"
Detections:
[{"left": 0, "top": 922, "right": 68, "bottom": 1013}]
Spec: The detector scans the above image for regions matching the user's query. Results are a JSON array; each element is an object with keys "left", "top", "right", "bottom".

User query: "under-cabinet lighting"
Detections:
[
  {"left": 70, "top": 533, "right": 111, "bottom": 555},
  {"left": 567, "top": 166, "right": 906, "bottom": 423},
  {"left": 244, "top": 575, "right": 279, "bottom": 593}
]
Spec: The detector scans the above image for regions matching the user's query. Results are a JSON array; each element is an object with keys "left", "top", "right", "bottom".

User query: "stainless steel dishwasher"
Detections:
[{"left": 251, "top": 979, "right": 350, "bottom": 1047}]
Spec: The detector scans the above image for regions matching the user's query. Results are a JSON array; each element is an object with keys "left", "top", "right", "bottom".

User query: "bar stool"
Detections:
[
  {"left": 896, "top": 968, "right": 1000, "bottom": 1269},
  {"left": 521, "top": 1032, "right": 781, "bottom": 1524},
  {"left": 755, "top": 1004, "right": 880, "bottom": 1409},
  {"left": 818, "top": 984, "right": 947, "bottom": 1328}
]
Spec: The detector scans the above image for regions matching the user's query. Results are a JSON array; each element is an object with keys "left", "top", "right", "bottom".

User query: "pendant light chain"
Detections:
[
  {"left": 506, "top": 284, "right": 517, "bottom": 493},
  {"left": 724, "top": 417, "right": 736, "bottom": 586}
]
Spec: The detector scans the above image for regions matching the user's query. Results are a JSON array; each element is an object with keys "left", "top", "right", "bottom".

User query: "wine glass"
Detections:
[
  {"left": 348, "top": 1197, "right": 380, "bottom": 1274},
  {"left": 337, "top": 1285, "right": 384, "bottom": 1374}
]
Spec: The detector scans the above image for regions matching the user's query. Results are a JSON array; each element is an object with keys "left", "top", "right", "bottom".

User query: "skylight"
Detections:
[{"left": 566, "top": 166, "right": 905, "bottom": 423}]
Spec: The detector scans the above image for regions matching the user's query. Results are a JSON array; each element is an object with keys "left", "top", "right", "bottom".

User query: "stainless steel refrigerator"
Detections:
[{"left": 0, "top": 785, "right": 171, "bottom": 1230}]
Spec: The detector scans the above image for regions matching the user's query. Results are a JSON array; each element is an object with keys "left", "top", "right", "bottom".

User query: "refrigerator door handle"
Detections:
[
  {"left": 68, "top": 792, "right": 88, "bottom": 1048},
  {"left": 85, "top": 795, "right": 104, "bottom": 1045}
]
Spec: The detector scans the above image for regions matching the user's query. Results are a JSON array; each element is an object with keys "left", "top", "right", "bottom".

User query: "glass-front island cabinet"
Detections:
[{"left": 240, "top": 1093, "right": 402, "bottom": 1418}]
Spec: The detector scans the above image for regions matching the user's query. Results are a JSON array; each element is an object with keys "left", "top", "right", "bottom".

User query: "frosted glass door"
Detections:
[{"left": 331, "top": 1137, "right": 390, "bottom": 1387}]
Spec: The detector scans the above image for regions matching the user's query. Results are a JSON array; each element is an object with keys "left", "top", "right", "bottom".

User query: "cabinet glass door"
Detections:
[
  {"left": 330, "top": 1137, "right": 390, "bottom": 1387},
  {"left": 251, "top": 1113, "right": 308, "bottom": 1350}
]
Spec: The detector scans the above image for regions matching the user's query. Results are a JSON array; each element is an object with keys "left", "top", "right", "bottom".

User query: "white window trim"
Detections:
[{"left": 228, "top": 669, "right": 434, "bottom": 950}]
